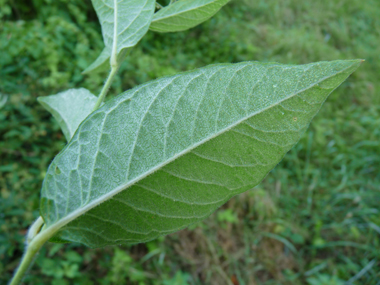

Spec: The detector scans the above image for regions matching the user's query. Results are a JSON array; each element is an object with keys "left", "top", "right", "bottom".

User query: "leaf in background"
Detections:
[
  {"left": 37, "top": 88, "right": 98, "bottom": 141},
  {"left": 0, "top": 93, "right": 8, "bottom": 109},
  {"left": 150, "top": 0, "right": 230, "bottom": 33},
  {"left": 85, "top": 0, "right": 155, "bottom": 72},
  {"left": 40, "top": 60, "right": 361, "bottom": 247}
]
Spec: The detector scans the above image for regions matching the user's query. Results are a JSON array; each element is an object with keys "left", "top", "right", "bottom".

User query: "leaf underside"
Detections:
[
  {"left": 40, "top": 60, "right": 361, "bottom": 247},
  {"left": 37, "top": 88, "right": 98, "bottom": 141},
  {"left": 85, "top": 0, "right": 155, "bottom": 73},
  {"left": 150, "top": 0, "right": 231, "bottom": 33}
]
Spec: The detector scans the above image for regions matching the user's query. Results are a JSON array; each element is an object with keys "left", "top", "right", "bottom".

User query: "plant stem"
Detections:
[
  {"left": 92, "top": 66, "right": 118, "bottom": 111},
  {"left": 94, "top": 0, "right": 118, "bottom": 113},
  {"left": 26, "top": 217, "right": 44, "bottom": 245},
  {"left": 9, "top": 218, "right": 57, "bottom": 285},
  {"left": 92, "top": 47, "right": 129, "bottom": 112}
]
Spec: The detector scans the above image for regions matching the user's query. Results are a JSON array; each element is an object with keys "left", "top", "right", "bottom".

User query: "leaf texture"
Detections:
[
  {"left": 86, "top": 0, "right": 155, "bottom": 71},
  {"left": 150, "top": 0, "right": 230, "bottom": 33},
  {"left": 40, "top": 60, "right": 361, "bottom": 247},
  {"left": 37, "top": 88, "right": 98, "bottom": 141}
]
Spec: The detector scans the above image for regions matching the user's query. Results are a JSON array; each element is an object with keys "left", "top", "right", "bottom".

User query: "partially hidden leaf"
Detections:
[
  {"left": 85, "top": 0, "right": 155, "bottom": 72},
  {"left": 82, "top": 47, "right": 130, "bottom": 75},
  {"left": 150, "top": 0, "right": 231, "bottom": 33},
  {"left": 82, "top": 47, "right": 110, "bottom": 75},
  {"left": 40, "top": 60, "right": 361, "bottom": 247},
  {"left": 38, "top": 88, "right": 98, "bottom": 141}
]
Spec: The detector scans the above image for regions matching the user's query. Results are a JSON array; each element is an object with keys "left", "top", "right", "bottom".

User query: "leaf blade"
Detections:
[
  {"left": 92, "top": 0, "right": 155, "bottom": 57},
  {"left": 37, "top": 88, "right": 98, "bottom": 141},
  {"left": 150, "top": 0, "right": 230, "bottom": 33},
  {"left": 84, "top": 0, "right": 155, "bottom": 72},
  {"left": 40, "top": 60, "right": 361, "bottom": 247}
]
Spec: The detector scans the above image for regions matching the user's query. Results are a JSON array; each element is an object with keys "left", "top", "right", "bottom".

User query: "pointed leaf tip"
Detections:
[{"left": 38, "top": 88, "right": 98, "bottom": 141}]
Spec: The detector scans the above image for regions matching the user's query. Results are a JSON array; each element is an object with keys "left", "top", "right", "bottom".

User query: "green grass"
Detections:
[{"left": 1, "top": 0, "right": 379, "bottom": 284}]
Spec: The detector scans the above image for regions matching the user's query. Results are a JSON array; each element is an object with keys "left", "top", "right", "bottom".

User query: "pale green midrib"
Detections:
[
  {"left": 45, "top": 61, "right": 356, "bottom": 235},
  {"left": 152, "top": 0, "right": 223, "bottom": 22},
  {"left": 110, "top": 0, "right": 118, "bottom": 65},
  {"left": 94, "top": 0, "right": 154, "bottom": 64}
]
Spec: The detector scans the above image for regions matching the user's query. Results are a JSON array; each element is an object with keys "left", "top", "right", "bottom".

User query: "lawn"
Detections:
[{"left": 1, "top": 0, "right": 379, "bottom": 284}]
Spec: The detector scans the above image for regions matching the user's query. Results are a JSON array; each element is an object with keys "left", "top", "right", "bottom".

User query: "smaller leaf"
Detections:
[
  {"left": 84, "top": 0, "right": 155, "bottom": 73},
  {"left": 38, "top": 88, "right": 98, "bottom": 141},
  {"left": 150, "top": 0, "right": 230, "bottom": 33},
  {"left": 82, "top": 47, "right": 110, "bottom": 74},
  {"left": 82, "top": 47, "right": 130, "bottom": 75},
  {"left": 92, "top": 0, "right": 155, "bottom": 60}
]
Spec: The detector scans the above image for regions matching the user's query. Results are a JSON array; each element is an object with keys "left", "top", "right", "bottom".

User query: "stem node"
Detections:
[{"left": 9, "top": 218, "right": 57, "bottom": 285}]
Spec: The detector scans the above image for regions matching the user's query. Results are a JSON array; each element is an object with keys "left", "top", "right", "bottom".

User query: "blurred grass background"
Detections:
[{"left": 1, "top": 0, "right": 380, "bottom": 284}]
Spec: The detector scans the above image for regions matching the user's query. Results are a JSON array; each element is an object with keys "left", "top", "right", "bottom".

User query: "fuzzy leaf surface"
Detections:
[
  {"left": 86, "top": 0, "right": 155, "bottom": 71},
  {"left": 40, "top": 60, "right": 361, "bottom": 247},
  {"left": 150, "top": 0, "right": 230, "bottom": 33},
  {"left": 93, "top": 0, "right": 155, "bottom": 52},
  {"left": 37, "top": 88, "right": 98, "bottom": 141}
]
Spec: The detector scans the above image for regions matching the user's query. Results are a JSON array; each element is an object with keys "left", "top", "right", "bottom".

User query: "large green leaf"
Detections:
[
  {"left": 40, "top": 60, "right": 361, "bottom": 247},
  {"left": 37, "top": 88, "right": 98, "bottom": 141},
  {"left": 150, "top": 0, "right": 230, "bottom": 33},
  {"left": 86, "top": 0, "right": 155, "bottom": 72}
]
